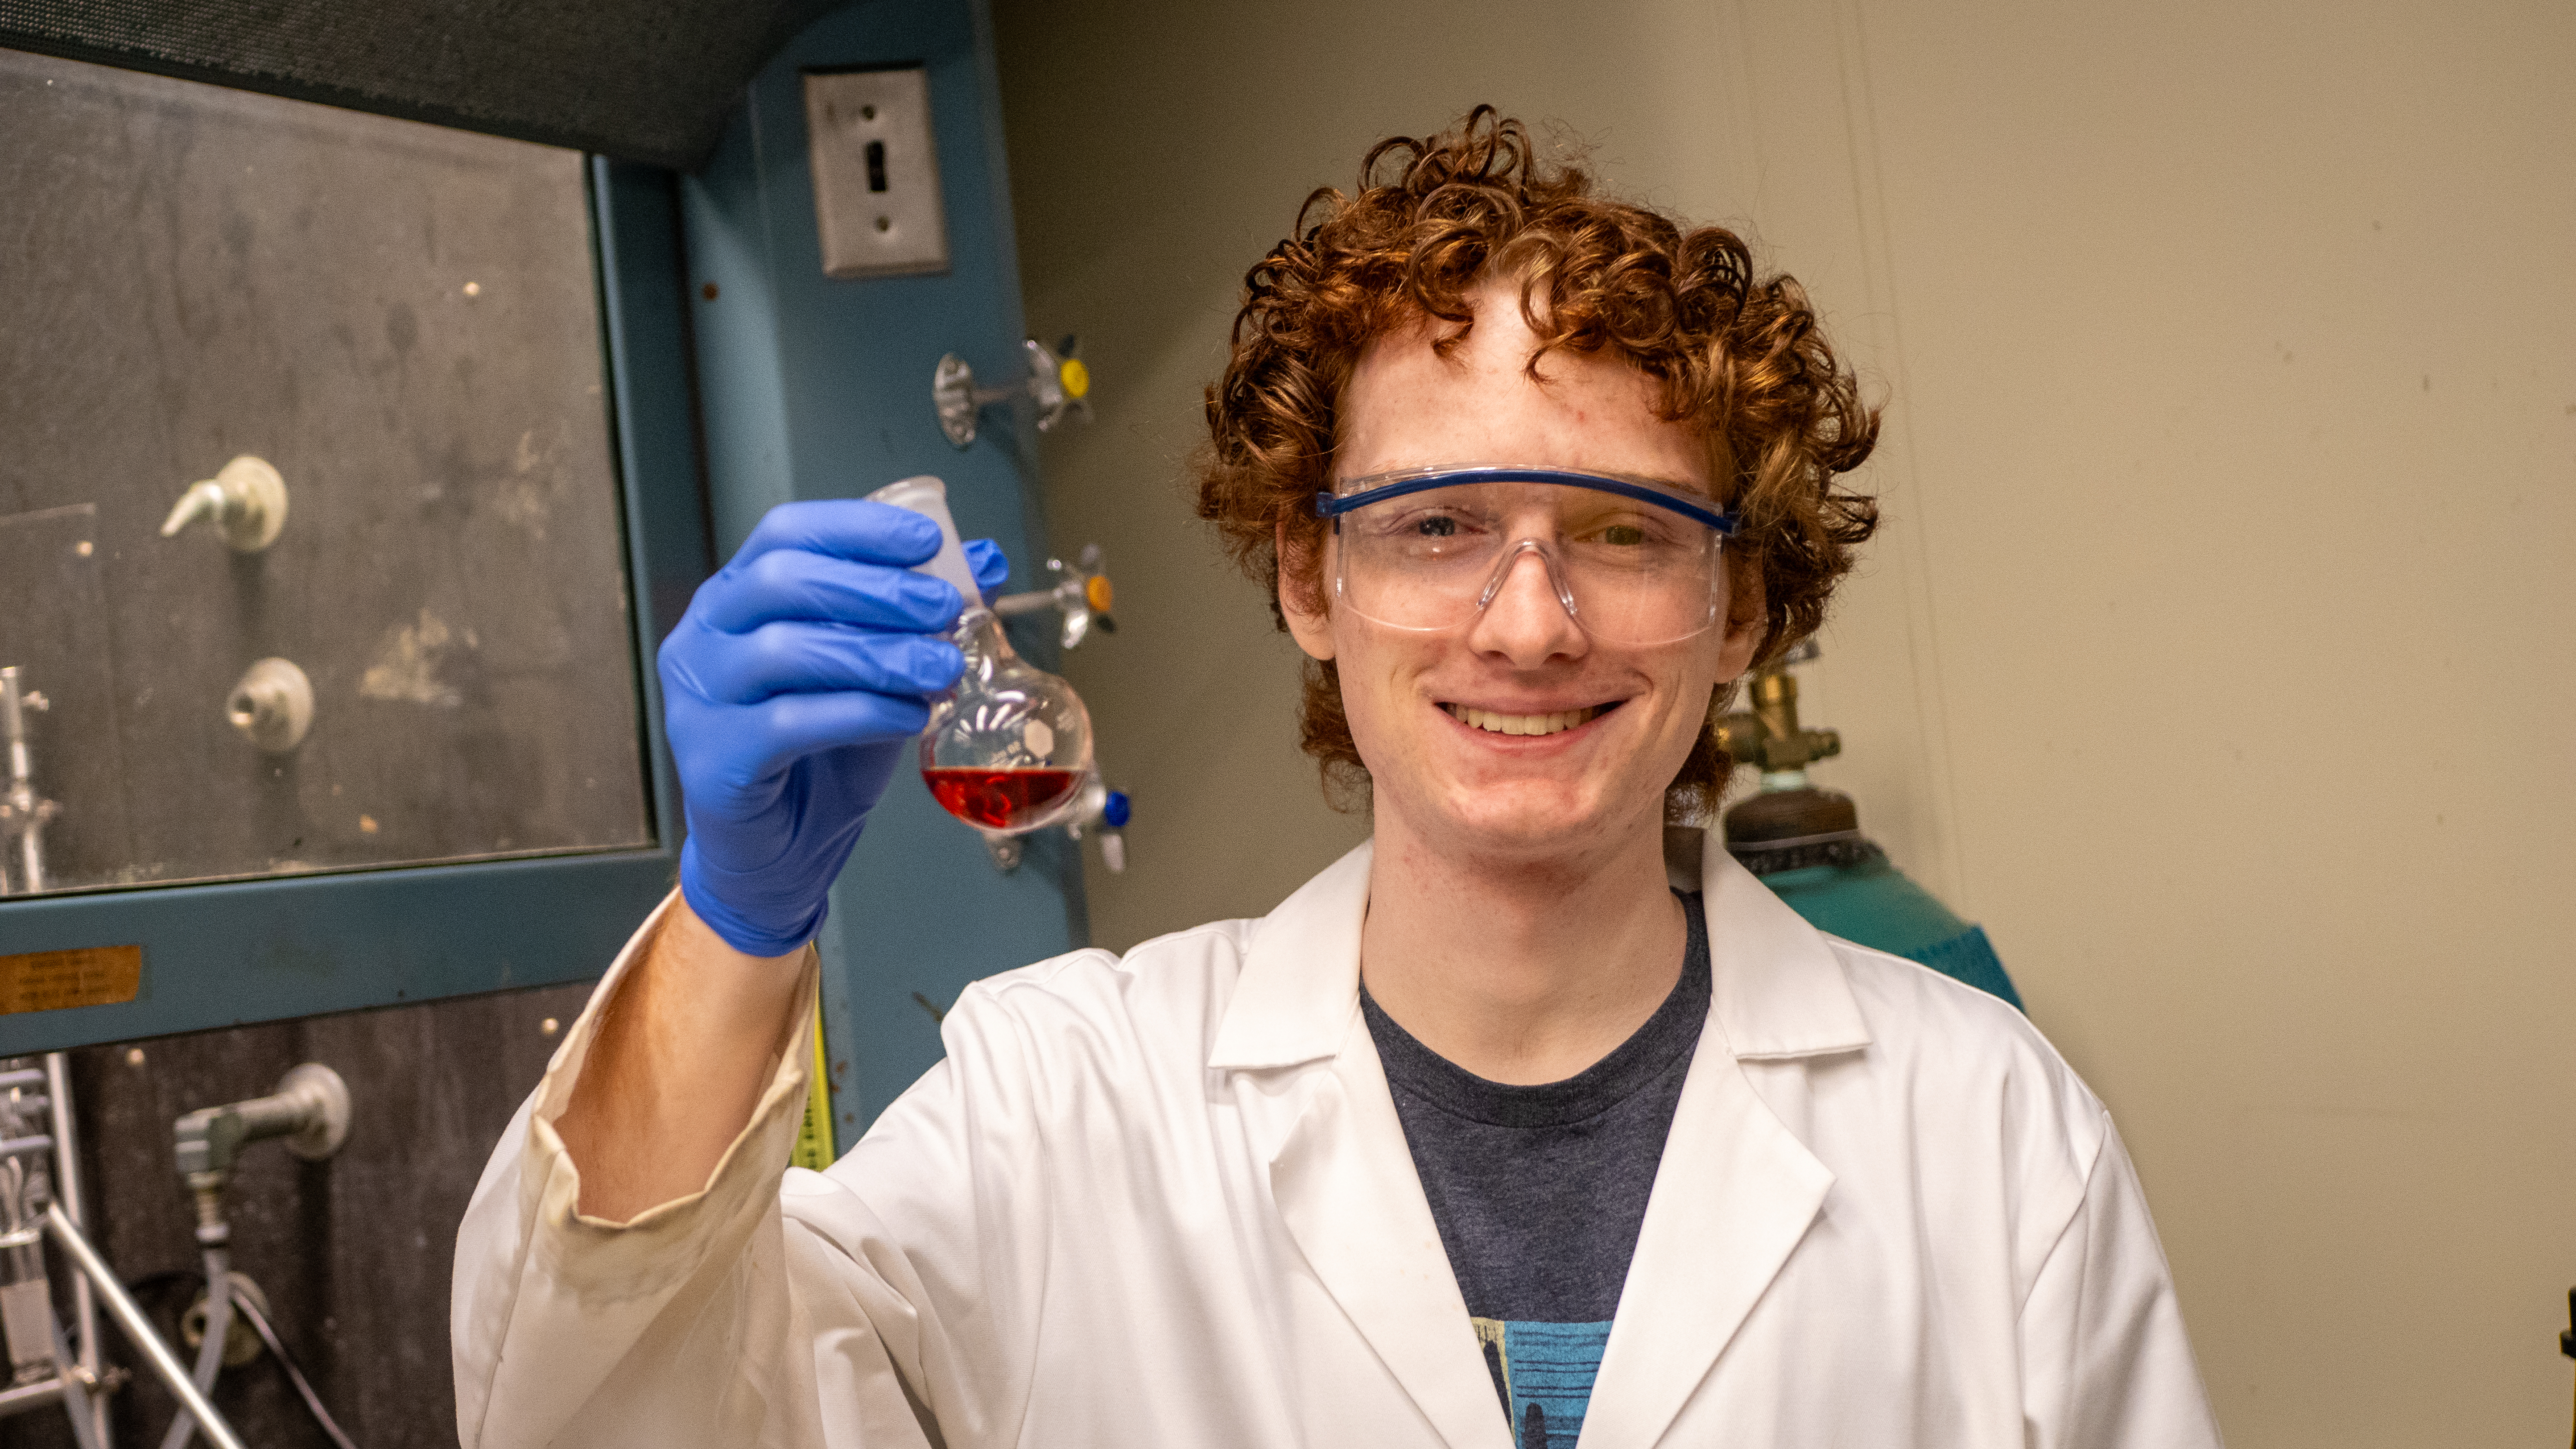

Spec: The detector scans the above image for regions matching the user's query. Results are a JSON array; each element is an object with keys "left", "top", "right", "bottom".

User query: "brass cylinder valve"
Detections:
[{"left": 1714, "top": 645, "right": 1840, "bottom": 778}]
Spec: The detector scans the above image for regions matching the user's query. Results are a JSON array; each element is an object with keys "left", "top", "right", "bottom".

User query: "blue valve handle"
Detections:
[
  {"left": 1103, "top": 790, "right": 1131, "bottom": 829},
  {"left": 661, "top": 499, "right": 1011, "bottom": 956}
]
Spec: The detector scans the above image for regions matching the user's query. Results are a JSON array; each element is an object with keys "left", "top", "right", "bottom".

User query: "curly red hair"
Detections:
[{"left": 1194, "top": 108, "right": 1880, "bottom": 818}]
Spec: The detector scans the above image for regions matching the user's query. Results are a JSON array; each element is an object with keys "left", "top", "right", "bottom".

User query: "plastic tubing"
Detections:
[{"left": 157, "top": 1246, "right": 231, "bottom": 1449}]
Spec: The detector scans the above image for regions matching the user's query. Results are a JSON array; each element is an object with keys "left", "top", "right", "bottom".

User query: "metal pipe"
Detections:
[
  {"left": 0, "top": 1376, "right": 64, "bottom": 1415},
  {"left": 48, "top": 1312, "right": 103, "bottom": 1449},
  {"left": 0, "top": 1376, "right": 66, "bottom": 1427},
  {"left": 0, "top": 667, "right": 29, "bottom": 783},
  {"left": 44, "top": 1054, "right": 104, "bottom": 1449},
  {"left": 991, "top": 589, "right": 1060, "bottom": 617},
  {"left": 0, "top": 667, "right": 44, "bottom": 893},
  {"left": 41, "top": 1205, "right": 246, "bottom": 1449}
]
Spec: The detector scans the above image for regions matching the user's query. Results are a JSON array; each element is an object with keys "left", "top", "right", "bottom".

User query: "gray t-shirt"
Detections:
[{"left": 1359, "top": 891, "right": 1711, "bottom": 1449}]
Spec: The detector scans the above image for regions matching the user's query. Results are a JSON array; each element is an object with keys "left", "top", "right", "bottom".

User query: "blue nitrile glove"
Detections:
[{"left": 660, "top": 500, "right": 1011, "bottom": 956}]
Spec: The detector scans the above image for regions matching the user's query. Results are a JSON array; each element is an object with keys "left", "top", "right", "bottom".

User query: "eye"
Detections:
[
  {"left": 1414, "top": 515, "right": 1460, "bottom": 539},
  {"left": 1576, "top": 513, "right": 1664, "bottom": 546}
]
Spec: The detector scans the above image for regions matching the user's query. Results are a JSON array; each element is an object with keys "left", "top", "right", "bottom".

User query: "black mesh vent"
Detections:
[{"left": 0, "top": 0, "right": 838, "bottom": 169}]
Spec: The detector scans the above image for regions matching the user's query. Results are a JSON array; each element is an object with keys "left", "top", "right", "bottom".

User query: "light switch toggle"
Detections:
[
  {"left": 934, "top": 336, "right": 1092, "bottom": 448},
  {"left": 805, "top": 66, "right": 949, "bottom": 279},
  {"left": 161, "top": 455, "right": 288, "bottom": 551}
]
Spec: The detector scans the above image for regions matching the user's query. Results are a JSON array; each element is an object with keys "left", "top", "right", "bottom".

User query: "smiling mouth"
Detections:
[{"left": 1440, "top": 701, "right": 1618, "bottom": 737}]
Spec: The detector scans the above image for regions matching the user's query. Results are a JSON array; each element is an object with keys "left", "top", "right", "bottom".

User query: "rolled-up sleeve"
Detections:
[{"left": 450, "top": 894, "right": 936, "bottom": 1449}]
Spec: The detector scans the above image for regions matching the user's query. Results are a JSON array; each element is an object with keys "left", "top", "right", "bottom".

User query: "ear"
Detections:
[
  {"left": 1276, "top": 517, "right": 1337, "bottom": 662},
  {"left": 1716, "top": 551, "right": 1767, "bottom": 679}
]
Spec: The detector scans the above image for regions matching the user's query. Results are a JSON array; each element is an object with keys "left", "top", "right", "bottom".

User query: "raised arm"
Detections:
[
  {"left": 555, "top": 499, "right": 1007, "bottom": 1217},
  {"left": 551, "top": 898, "right": 809, "bottom": 1220},
  {"left": 453, "top": 501, "right": 1012, "bottom": 1448}
]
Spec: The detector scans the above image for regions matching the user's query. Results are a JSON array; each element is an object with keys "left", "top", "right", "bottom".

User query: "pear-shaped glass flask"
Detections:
[{"left": 867, "top": 476, "right": 1094, "bottom": 833}]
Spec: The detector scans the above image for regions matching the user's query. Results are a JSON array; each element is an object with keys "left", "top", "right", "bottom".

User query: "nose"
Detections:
[{"left": 1466, "top": 544, "right": 1588, "bottom": 667}]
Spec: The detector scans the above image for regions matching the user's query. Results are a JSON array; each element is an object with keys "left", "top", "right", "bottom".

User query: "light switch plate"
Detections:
[{"left": 804, "top": 67, "right": 949, "bottom": 278}]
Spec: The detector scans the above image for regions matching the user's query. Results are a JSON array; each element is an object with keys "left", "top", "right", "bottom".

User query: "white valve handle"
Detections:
[{"left": 160, "top": 456, "right": 287, "bottom": 552}]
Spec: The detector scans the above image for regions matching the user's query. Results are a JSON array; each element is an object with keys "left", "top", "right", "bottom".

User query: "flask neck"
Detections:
[{"left": 946, "top": 607, "right": 1016, "bottom": 671}]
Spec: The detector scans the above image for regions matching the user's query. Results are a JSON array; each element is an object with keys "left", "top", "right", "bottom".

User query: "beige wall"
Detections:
[{"left": 992, "top": 0, "right": 2576, "bottom": 1440}]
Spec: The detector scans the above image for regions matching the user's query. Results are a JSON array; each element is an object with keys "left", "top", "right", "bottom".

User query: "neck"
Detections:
[{"left": 1360, "top": 804, "right": 1686, "bottom": 1086}]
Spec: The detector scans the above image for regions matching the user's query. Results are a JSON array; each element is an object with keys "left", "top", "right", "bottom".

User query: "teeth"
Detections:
[{"left": 1445, "top": 704, "right": 1598, "bottom": 737}]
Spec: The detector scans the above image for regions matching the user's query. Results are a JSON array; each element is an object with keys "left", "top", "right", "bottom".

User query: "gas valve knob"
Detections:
[
  {"left": 227, "top": 658, "right": 314, "bottom": 753},
  {"left": 934, "top": 335, "right": 1091, "bottom": 448},
  {"left": 993, "top": 542, "right": 1115, "bottom": 649},
  {"left": 161, "top": 455, "right": 288, "bottom": 552}
]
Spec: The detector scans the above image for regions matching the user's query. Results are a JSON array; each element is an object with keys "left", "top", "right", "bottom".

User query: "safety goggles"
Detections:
[{"left": 1314, "top": 465, "right": 1740, "bottom": 646}]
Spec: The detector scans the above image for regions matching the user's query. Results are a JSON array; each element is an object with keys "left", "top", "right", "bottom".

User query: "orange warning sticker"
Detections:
[{"left": 0, "top": 946, "right": 141, "bottom": 1014}]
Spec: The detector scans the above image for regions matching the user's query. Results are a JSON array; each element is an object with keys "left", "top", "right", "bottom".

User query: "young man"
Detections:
[{"left": 453, "top": 111, "right": 2221, "bottom": 1448}]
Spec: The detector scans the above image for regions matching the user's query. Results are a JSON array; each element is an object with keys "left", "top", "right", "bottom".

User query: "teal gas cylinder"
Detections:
[
  {"left": 1751, "top": 852, "right": 2021, "bottom": 1009},
  {"left": 1721, "top": 784, "right": 2023, "bottom": 1011},
  {"left": 1711, "top": 649, "right": 2022, "bottom": 1010}
]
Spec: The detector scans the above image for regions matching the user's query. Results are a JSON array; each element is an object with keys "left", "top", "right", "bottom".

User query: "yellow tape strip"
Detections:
[{"left": 790, "top": 997, "right": 836, "bottom": 1171}]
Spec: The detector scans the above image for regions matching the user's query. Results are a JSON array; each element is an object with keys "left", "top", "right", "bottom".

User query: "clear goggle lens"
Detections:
[{"left": 1317, "top": 467, "right": 1738, "bottom": 646}]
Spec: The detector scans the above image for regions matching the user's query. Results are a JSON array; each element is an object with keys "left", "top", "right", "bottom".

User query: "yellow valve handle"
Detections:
[
  {"left": 1085, "top": 574, "right": 1114, "bottom": 613},
  {"left": 1058, "top": 357, "right": 1090, "bottom": 400}
]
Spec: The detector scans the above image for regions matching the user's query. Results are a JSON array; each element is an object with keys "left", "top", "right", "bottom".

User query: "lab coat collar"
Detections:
[
  {"left": 1698, "top": 838, "right": 1875, "bottom": 1059},
  {"left": 1206, "top": 839, "right": 1374, "bottom": 1070},
  {"left": 1207, "top": 831, "right": 1872, "bottom": 1072}
]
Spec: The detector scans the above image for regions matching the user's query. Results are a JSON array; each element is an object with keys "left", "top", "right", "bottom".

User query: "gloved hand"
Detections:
[{"left": 660, "top": 499, "right": 1011, "bottom": 956}]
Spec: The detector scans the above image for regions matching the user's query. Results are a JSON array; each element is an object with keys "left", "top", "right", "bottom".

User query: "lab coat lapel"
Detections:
[
  {"left": 1215, "top": 843, "right": 1512, "bottom": 1449},
  {"left": 1574, "top": 1044, "right": 1833, "bottom": 1448},
  {"left": 1271, "top": 1025, "right": 1516, "bottom": 1449},
  {"left": 1577, "top": 838, "right": 1867, "bottom": 1449}
]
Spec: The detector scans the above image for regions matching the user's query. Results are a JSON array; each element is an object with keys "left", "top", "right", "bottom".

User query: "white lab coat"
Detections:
[{"left": 451, "top": 839, "right": 2223, "bottom": 1448}]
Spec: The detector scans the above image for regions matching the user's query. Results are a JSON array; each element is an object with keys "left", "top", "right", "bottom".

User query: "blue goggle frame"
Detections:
[{"left": 1314, "top": 465, "right": 1740, "bottom": 535}]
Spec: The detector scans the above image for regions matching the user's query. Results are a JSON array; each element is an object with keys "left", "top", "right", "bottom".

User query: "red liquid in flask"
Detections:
[{"left": 923, "top": 767, "right": 1083, "bottom": 830}]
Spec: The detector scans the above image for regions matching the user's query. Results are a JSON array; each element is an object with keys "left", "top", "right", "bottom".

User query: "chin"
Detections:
[{"left": 1428, "top": 780, "right": 1632, "bottom": 857}]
